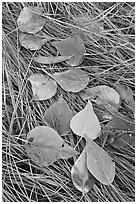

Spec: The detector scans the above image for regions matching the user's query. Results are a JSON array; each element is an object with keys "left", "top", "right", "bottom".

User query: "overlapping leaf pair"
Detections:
[
  {"left": 70, "top": 100, "right": 115, "bottom": 193},
  {"left": 18, "top": 7, "right": 85, "bottom": 66}
]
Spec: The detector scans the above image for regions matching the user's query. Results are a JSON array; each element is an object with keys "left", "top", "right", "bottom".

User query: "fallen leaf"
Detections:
[
  {"left": 79, "top": 85, "right": 120, "bottom": 109},
  {"left": 34, "top": 55, "right": 73, "bottom": 64},
  {"left": 53, "top": 68, "right": 89, "bottom": 92},
  {"left": 106, "top": 115, "right": 135, "bottom": 132},
  {"left": 19, "top": 32, "right": 47, "bottom": 50},
  {"left": 71, "top": 15, "right": 104, "bottom": 39},
  {"left": 86, "top": 139, "right": 115, "bottom": 185},
  {"left": 52, "top": 35, "right": 85, "bottom": 66},
  {"left": 70, "top": 100, "right": 101, "bottom": 140},
  {"left": 116, "top": 83, "right": 135, "bottom": 111},
  {"left": 25, "top": 126, "right": 78, "bottom": 167},
  {"left": 71, "top": 148, "right": 96, "bottom": 194},
  {"left": 107, "top": 132, "right": 135, "bottom": 149},
  {"left": 44, "top": 95, "right": 74, "bottom": 135},
  {"left": 28, "top": 74, "right": 57, "bottom": 100},
  {"left": 17, "top": 7, "right": 45, "bottom": 34}
]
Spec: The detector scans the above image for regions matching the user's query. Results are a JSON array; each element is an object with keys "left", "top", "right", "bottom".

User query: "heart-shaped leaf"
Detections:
[
  {"left": 17, "top": 7, "right": 45, "bottom": 34},
  {"left": 34, "top": 55, "right": 73, "bottom": 64},
  {"left": 25, "top": 126, "right": 78, "bottom": 167},
  {"left": 70, "top": 100, "right": 101, "bottom": 140},
  {"left": 28, "top": 74, "right": 57, "bottom": 100},
  {"left": 79, "top": 85, "right": 120, "bottom": 109},
  {"left": 19, "top": 33, "right": 47, "bottom": 50},
  {"left": 52, "top": 35, "right": 85, "bottom": 66},
  {"left": 116, "top": 83, "right": 135, "bottom": 111},
  {"left": 53, "top": 68, "right": 89, "bottom": 92},
  {"left": 44, "top": 95, "right": 73, "bottom": 135},
  {"left": 71, "top": 148, "right": 97, "bottom": 194},
  {"left": 86, "top": 139, "right": 115, "bottom": 185}
]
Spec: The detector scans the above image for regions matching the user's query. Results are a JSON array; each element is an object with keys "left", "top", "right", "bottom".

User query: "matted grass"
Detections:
[{"left": 2, "top": 2, "right": 135, "bottom": 202}]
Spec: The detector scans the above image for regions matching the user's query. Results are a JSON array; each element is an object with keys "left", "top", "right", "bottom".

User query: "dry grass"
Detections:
[{"left": 2, "top": 2, "right": 135, "bottom": 202}]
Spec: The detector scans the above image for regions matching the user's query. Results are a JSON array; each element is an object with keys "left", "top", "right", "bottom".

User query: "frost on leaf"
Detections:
[
  {"left": 70, "top": 100, "right": 101, "bottom": 140},
  {"left": 17, "top": 7, "right": 45, "bottom": 34},
  {"left": 52, "top": 35, "right": 85, "bottom": 66},
  {"left": 25, "top": 126, "right": 78, "bottom": 167},
  {"left": 71, "top": 148, "right": 96, "bottom": 194},
  {"left": 19, "top": 32, "right": 47, "bottom": 50},
  {"left": 28, "top": 74, "right": 57, "bottom": 100},
  {"left": 44, "top": 95, "right": 74, "bottom": 135},
  {"left": 53, "top": 68, "right": 89, "bottom": 92},
  {"left": 86, "top": 139, "right": 115, "bottom": 185}
]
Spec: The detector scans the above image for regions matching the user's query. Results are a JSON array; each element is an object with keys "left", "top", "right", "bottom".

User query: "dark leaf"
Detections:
[{"left": 44, "top": 96, "right": 73, "bottom": 135}]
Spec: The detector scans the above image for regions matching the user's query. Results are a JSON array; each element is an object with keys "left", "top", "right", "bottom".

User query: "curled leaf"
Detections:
[
  {"left": 25, "top": 126, "right": 78, "bottom": 167},
  {"left": 34, "top": 55, "right": 73, "bottom": 64},
  {"left": 53, "top": 68, "right": 89, "bottom": 92},
  {"left": 70, "top": 100, "right": 101, "bottom": 140},
  {"left": 17, "top": 7, "right": 45, "bottom": 34},
  {"left": 86, "top": 139, "right": 115, "bottom": 185},
  {"left": 71, "top": 148, "right": 96, "bottom": 194},
  {"left": 28, "top": 74, "right": 57, "bottom": 100},
  {"left": 52, "top": 35, "right": 85, "bottom": 66},
  {"left": 19, "top": 32, "right": 47, "bottom": 50},
  {"left": 79, "top": 85, "right": 120, "bottom": 109},
  {"left": 44, "top": 95, "right": 73, "bottom": 135}
]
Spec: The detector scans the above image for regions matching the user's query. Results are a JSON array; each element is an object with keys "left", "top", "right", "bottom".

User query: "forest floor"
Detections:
[{"left": 2, "top": 2, "right": 135, "bottom": 202}]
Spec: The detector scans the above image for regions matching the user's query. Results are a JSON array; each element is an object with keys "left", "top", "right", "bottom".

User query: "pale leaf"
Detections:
[
  {"left": 86, "top": 139, "right": 115, "bottom": 185},
  {"left": 71, "top": 148, "right": 96, "bottom": 194},
  {"left": 53, "top": 68, "right": 89, "bottom": 92},
  {"left": 52, "top": 35, "right": 85, "bottom": 66},
  {"left": 17, "top": 7, "right": 45, "bottom": 34},
  {"left": 34, "top": 55, "right": 73, "bottom": 64},
  {"left": 44, "top": 95, "right": 73, "bottom": 135},
  {"left": 70, "top": 100, "right": 101, "bottom": 140},
  {"left": 28, "top": 74, "right": 57, "bottom": 100},
  {"left": 19, "top": 33, "right": 47, "bottom": 50},
  {"left": 25, "top": 126, "right": 78, "bottom": 167}
]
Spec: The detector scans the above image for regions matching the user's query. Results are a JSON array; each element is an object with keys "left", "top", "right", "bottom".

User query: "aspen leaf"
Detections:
[
  {"left": 109, "top": 132, "right": 135, "bottom": 149},
  {"left": 116, "top": 83, "right": 135, "bottom": 111},
  {"left": 106, "top": 115, "right": 135, "bottom": 132},
  {"left": 34, "top": 55, "right": 73, "bottom": 64},
  {"left": 71, "top": 148, "right": 96, "bottom": 194},
  {"left": 79, "top": 85, "right": 120, "bottom": 109},
  {"left": 70, "top": 100, "right": 101, "bottom": 140},
  {"left": 17, "top": 7, "right": 45, "bottom": 34},
  {"left": 28, "top": 74, "right": 57, "bottom": 100},
  {"left": 86, "top": 139, "right": 115, "bottom": 185},
  {"left": 19, "top": 33, "right": 47, "bottom": 50},
  {"left": 53, "top": 69, "right": 89, "bottom": 92},
  {"left": 52, "top": 35, "right": 85, "bottom": 66},
  {"left": 44, "top": 95, "right": 73, "bottom": 135},
  {"left": 71, "top": 15, "right": 104, "bottom": 40},
  {"left": 25, "top": 126, "right": 78, "bottom": 167}
]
